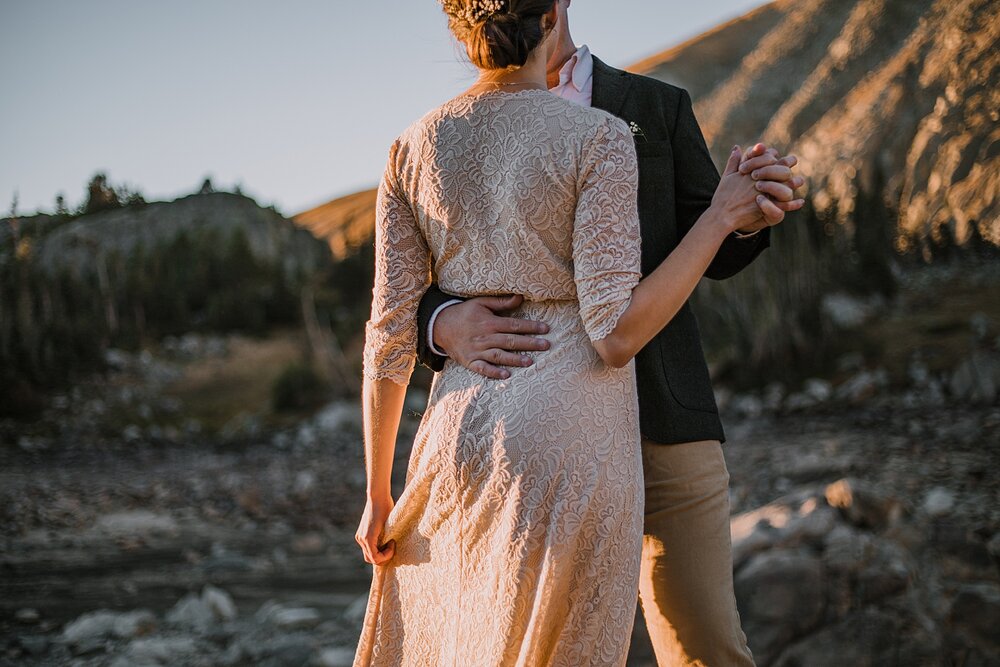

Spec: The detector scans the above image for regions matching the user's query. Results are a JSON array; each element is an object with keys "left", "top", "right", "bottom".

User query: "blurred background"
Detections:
[{"left": 1, "top": 0, "right": 998, "bottom": 665}]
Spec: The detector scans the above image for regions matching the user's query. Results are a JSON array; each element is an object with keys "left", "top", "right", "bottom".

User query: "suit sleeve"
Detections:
[
  {"left": 416, "top": 284, "right": 465, "bottom": 372},
  {"left": 671, "top": 87, "right": 770, "bottom": 280}
]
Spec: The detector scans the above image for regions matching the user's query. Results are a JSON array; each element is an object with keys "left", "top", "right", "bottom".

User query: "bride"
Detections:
[{"left": 353, "top": 1, "right": 772, "bottom": 664}]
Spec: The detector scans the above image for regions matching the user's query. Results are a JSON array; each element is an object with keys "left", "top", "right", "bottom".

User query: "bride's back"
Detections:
[{"left": 389, "top": 88, "right": 628, "bottom": 303}]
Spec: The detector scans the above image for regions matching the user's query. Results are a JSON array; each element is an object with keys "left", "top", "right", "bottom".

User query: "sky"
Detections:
[{"left": 1, "top": 1, "right": 766, "bottom": 217}]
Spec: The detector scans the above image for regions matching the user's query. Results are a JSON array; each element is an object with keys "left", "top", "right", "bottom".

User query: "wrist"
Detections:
[
  {"left": 704, "top": 205, "right": 739, "bottom": 239},
  {"left": 427, "top": 299, "right": 463, "bottom": 357},
  {"left": 367, "top": 487, "right": 392, "bottom": 504}
]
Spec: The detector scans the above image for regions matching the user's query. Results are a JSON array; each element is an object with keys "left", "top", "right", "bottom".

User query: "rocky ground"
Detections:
[{"left": 2, "top": 297, "right": 999, "bottom": 665}]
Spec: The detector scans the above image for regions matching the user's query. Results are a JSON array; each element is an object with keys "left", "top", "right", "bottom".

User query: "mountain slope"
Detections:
[{"left": 632, "top": 0, "right": 999, "bottom": 250}]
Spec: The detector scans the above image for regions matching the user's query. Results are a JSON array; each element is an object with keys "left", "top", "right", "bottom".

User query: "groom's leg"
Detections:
[{"left": 637, "top": 438, "right": 756, "bottom": 667}]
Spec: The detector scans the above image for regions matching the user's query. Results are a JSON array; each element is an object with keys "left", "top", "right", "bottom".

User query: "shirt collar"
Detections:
[{"left": 555, "top": 44, "right": 593, "bottom": 92}]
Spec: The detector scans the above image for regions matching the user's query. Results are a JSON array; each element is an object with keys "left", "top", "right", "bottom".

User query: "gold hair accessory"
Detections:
[{"left": 441, "top": 0, "right": 507, "bottom": 25}]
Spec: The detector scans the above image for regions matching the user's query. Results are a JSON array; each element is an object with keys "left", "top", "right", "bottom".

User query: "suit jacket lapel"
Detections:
[{"left": 591, "top": 55, "right": 633, "bottom": 118}]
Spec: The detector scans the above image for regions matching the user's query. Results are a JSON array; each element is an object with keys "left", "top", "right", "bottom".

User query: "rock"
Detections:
[
  {"left": 764, "top": 382, "right": 786, "bottom": 411},
  {"left": 735, "top": 549, "right": 826, "bottom": 665},
  {"left": 821, "top": 292, "right": 878, "bottom": 329},
  {"left": 784, "top": 392, "right": 817, "bottom": 411},
  {"left": 822, "top": 523, "right": 874, "bottom": 572},
  {"left": 317, "top": 647, "right": 356, "bottom": 667},
  {"left": 258, "top": 636, "right": 313, "bottom": 667},
  {"left": 17, "top": 634, "right": 51, "bottom": 656},
  {"left": 857, "top": 539, "right": 913, "bottom": 602},
  {"left": 777, "top": 452, "right": 855, "bottom": 482},
  {"left": 110, "top": 637, "right": 199, "bottom": 667},
  {"left": 293, "top": 470, "right": 317, "bottom": 496},
  {"left": 923, "top": 487, "right": 956, "bottom": 517},
  {"left": 62, "top": 608, "right": 156, "bottom": 647},
  {"left": 804, "top": 378, "right": 833, "bottom": 402},
  {"left": 825, "top": 478, "right": 903, "bottom": 529},
  {"left": 949, "top": 583, "right": 1000, "bottom": 649},
  {"left": 731, "top": 493, "right": 840, "bottom": 568},
  {"left": 773, "top": 607, "right": 942, "bottom": 667},
  {"left": 312, "top": 401, "right": 364, "bottom": 437},
  {"left": 111, "top": 609, "right": 157, "bottom": 638},
  {"left": 95, "top": 510, "right": 178, "bottom": 536},
  {"left": 835, "top": 369, "right": 887, "bottom": 403},
  {"left": 950, "top": 349, "right": 1000, "bottom": 404},
  {"left": 730, "top": 393, "right": 764, "bottom": 418},
  {"left": 272, "top": 606, "right": 321, "bottom": 630},
  {"left": 166, "top": 593, "right": 215, "bottom": 632},
  {"left": 15, "top": 607, "right": 40, "bottom": 623},
  {"left": 201, "top": 583, "right": 237, "bottom": 621}
]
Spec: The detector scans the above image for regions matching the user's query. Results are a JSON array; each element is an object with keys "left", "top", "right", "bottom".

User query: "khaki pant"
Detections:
[{"left": 638, "top": 438, "right": 756, "bottom": 667}]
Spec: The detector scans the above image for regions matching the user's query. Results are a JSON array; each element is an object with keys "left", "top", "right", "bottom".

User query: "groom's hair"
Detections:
[{"left": 443, "top": 0, "right": 557, "bottom": 70}]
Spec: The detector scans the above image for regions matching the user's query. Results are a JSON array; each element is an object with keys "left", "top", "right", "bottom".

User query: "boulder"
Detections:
[
  {"left": 735, "top": 549, "right": 826, "bottom": 664},
  {"left": 825, "top": 478, "right": 903, "bottom": 529}
]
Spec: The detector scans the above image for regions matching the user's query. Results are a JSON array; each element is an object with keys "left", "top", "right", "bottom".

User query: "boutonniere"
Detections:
[{"left": 628, "top": 121, "right": 647, "bottom": 142}]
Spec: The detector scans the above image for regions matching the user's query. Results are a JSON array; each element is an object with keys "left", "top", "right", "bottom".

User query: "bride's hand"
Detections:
[
  {"left": 711, "top": 145, "right": 791, "bottom": 233},
  {"left": 355, "top": 495, "right": 396, "bottom": 565}
]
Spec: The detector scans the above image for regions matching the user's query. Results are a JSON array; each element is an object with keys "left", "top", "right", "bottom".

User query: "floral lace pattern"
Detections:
[{"left": 356, "top": 89, "right": 644, "bottom": 666}]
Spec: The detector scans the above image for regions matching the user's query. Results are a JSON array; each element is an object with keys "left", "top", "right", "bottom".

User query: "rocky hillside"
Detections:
[
  {"left": 293, "top": 190, "right": 377, "bottom": 261},
  {"left": 633, "top": 0, "right": 999, "bottom": 252},
  {"left": 28, "top": 192, "right": 328, "bottom": 279}
]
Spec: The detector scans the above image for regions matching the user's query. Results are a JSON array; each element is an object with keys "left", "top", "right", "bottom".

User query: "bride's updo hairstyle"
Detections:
[{"left": 440, "top": 0, "right": 557, "bottom": 70}]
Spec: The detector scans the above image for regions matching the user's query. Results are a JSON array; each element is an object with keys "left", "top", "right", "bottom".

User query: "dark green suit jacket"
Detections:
[{"left": 415, "top": 55, "right": 771, "bottom": 445}]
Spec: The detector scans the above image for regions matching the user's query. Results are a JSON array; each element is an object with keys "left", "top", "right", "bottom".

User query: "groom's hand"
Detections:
[
  {"left": 735, "top": 143, "right": 806, "bottom": 230},
  {"left": 434, "top": 294, "right": 550, "bottom": 380}
]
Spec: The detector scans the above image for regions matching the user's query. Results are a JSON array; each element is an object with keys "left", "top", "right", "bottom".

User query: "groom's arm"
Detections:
[
  {"left": 416, "top": 285, "right": 463, "bottom": 372},
  {"left": 671, "top": 88, "right": 771, "bottom": 280}
]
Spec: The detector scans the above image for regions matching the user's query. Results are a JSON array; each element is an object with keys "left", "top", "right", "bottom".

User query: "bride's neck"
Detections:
[{"left": 473, "top": 48, "right": 549, "bottom": 90}]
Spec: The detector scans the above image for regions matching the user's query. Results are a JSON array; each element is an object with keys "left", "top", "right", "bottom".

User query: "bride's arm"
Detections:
[
  {"left": 355, "top": 138, "right": 431, "bottom": 565},
  {"left": 591, "top": 145, "right": 765, "bottom": 368}
]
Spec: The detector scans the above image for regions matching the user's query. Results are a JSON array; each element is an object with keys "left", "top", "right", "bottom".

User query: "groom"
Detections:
[{"left": 416, "top": 2, "right": 803, "bottom": 664}]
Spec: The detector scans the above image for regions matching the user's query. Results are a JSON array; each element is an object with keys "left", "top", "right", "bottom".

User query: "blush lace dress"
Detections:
[{"left": 353, "top": 88, "right": 644, "bottom": 667}]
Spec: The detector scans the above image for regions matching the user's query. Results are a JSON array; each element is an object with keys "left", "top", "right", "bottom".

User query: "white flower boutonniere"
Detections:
[{"left": 628, "top": 121, "right": 647, "bottom": 142}]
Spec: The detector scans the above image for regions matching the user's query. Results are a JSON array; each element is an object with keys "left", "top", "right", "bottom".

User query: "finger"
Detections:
[
  {"left": 469, "top": 359, "right": 512, "bottom": 380},
  {"left": 754, "top": 180, "right": 795, "bottom": 202},
  {"left": 723, "top": 145, "right": 742, "bottom": 176},
  {"left": 489, "top": 333, "right": 550, "bottom": 352},
  {"left": 365, "top": 535, "right": 383, "bottom": 565},
  {"left": 739, "top": 154, "right": 778, "bottom": 174},
  {"left": 773, "top": 198, "right": 806, "bottom": 212},
  {"left": 776, "top": 154, "right": 798, "bottom": 168},
  {"left": 357, "top": 533, "right": 374, "bottom": 564},
  {"left": 493, "top": 316, "right": 549, "bottom": 335},
  {"left": 482, "top": 348, "right": 535, "bottom": 367},
  {"left": 749, "top": 165, "right": 793, "bottom": 182},
  {"left": 373, "top": 539, "right": 395, "bottom": 565},
  {"left": 474, "top": 294, "right": 523, "bottom": 313},
  {"left": 744, "top": 142, "right": 766, "bottom": 158},
  {"left": 756, "top": 195, "right": 786, "bottom": 225}
]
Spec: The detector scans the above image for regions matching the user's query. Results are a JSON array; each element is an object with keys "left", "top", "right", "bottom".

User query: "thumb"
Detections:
[
  {"left": 478, "top": 294, "right": 523, "bottom": 313},
  {"left": 723, "top": 145, "right": 742, "bottom": 176}
]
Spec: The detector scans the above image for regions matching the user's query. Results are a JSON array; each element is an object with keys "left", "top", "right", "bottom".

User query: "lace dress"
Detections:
[{"left": 354, "top": 88, "right": 644, "bottom": 667}]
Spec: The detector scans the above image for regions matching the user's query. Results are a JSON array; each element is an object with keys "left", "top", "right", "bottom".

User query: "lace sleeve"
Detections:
[
  {"left": 572, "top": 116, "right": 642, "bottom": 343},
  {"left": 362, "top": 139, "right": 432, "bottom": 385}
]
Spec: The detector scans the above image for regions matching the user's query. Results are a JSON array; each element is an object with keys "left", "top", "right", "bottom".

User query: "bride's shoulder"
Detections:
[{"left": 561, "top": 102, "right": 633, "bottom": 146}]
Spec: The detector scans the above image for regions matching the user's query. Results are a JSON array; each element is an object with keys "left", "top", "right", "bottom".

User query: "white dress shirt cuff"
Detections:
[{"left": 427, "top": 299, "right": 464, "bottom": 357}]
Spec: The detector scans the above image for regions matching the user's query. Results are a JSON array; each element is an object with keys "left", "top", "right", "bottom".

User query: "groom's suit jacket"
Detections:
[{"left": 414, "top": 55, "right": 771, "bottom": 445}]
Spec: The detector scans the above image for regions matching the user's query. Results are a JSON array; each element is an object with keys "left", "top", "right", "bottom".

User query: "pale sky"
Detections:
[{"left": 1, "top": 1, "right": 766, "bottom": 217}]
